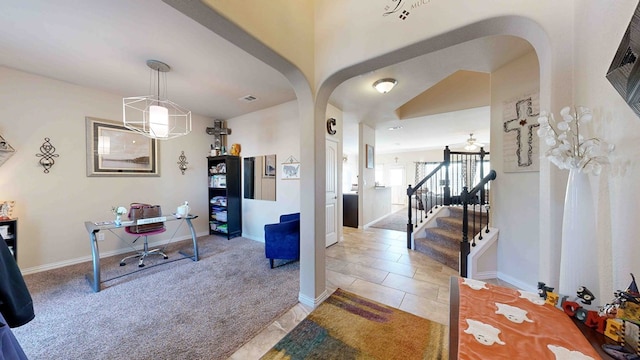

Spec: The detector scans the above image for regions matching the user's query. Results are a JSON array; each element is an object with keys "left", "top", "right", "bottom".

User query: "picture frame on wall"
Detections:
[
  {"left": 263, "top": 154, "right": 276, "bottom": 177},
  {"left": 85, "top": 117, "right": 159, "bottom": 177},
  {"left": 366, "top": 144, "right": 374, "bottom": 169},
  {"left": 281, "top": 162, "right": 300, "bottom": 180}
]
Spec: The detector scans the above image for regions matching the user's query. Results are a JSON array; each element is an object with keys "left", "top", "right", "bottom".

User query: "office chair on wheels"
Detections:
[{"left": 119, "top": 227, "right": 168, "bottom": 267}]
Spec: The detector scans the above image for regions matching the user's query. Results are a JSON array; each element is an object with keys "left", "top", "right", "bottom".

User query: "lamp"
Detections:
[
  {"left": 123, "top": 60, "right": 191, "bottom": 140},
  {"left": 372, "top": 78, "right": 398, "bottom": 94}
]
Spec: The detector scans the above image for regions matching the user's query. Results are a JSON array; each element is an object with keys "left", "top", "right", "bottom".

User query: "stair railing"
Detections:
[
  {"left": 459, "top": 169, "right": 496, "bottom": 277},
  {"left": 406, "top": 146, "right": 490, "bottom": 249}
]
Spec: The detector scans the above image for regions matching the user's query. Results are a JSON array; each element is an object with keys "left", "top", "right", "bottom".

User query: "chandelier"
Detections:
[
  {"left": 123, "top": 60, "right": 191, "bottom": 140},
  {"left": 464, "top": 133, "right": 484, "bottom": 151}
]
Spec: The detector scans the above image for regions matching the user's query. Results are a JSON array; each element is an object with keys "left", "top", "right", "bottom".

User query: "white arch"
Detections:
[{"left": 165, "top": 0, "right": 565, "bottom": 304}]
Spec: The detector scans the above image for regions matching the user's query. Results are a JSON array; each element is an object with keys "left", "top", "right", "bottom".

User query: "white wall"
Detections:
[
  {"left": 226, "top": 100, "right": 301, "bottom": 241},
  {"left": 491, "top": 51, "right": 540, "bottom": 287},
  {"left": 574, "top": 0, "right": 640, "bottom": 299},
  {"left": 0, "top": 66, "right": 214, "bottom": 272}
]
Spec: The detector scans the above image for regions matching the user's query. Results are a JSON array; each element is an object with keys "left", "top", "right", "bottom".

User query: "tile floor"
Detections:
[{"left": 229, "top": 225, "right": 516, "bottom": 359}]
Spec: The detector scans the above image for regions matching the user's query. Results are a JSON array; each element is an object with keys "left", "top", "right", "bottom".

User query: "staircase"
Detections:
[{"left": 413, "top": 207, "right": 484, "bottom": 270}]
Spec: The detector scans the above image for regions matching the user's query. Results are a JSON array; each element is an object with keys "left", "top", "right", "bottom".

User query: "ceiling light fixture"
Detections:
[
  {"left": 123, "top": 60, "right": 192, "bottom": 140},
  {"left": 387, "top": 126, "right": 403, "bottom": 131},
  {"left": 372, "top": 78, "right": 398, "bottom": 94},
  {"left": 464, "top": 133, "right": 484, "bottom": 151}
]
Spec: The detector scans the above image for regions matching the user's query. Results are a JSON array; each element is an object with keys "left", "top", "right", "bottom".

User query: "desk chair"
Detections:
[{"left": 119, "top": 227, "right": 168, "bottom": 267}]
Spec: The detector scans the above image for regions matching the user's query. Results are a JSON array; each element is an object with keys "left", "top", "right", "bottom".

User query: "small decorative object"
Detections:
[
  {"left": 577, "top": 286, "right": 596, "bottom": 305},
  {"left": 36, "top": 137, "right": 59, "bottom": 173},
  {"left": 112, "top": 206, "right": 127, "bottom": 227},
  {"left": 0, "top": 201, "right": 14, "bottom": 220},
  {"left": 537, "top": 106, "right": 614, "bottom": 300},
  {"left": 282, "top": 155, "right": 300, "bottom": 180},
  {"left": 176, "top": 201, "right": 189, "bottom": 217},
  {"left": 230, "top": 143, "right": 241, "bottom": 156},
  {"left": 177, "top": 151, "right": 188, "bottom": 175},
  {"left": 206, "top": 119, "right": 231, "bottom": 154},
  {"left": 326, "top": 117, "right": 337, "bottom": 135},
  {"left": 537, "top": 281, "right": 554, "bottom": 300},
  {"left": 0, "top": 134, "right": 16, "bottom": 168}
]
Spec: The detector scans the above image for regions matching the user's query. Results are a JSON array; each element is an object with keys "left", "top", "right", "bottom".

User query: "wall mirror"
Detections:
[{"left": 244, "top": 155, "right": 276, "bottom": 201}]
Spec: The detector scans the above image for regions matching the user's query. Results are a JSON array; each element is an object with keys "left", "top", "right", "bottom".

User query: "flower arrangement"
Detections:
[{"left": 537, "top": 106, "right": 614, "bottom": 175}]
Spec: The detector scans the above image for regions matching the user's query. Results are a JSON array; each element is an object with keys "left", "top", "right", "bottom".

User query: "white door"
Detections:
[
  {"left": 326, "top": 139, "right": 338, "bottom": 247},
  {"left": 389, "top": 166, "right": 406, "bottom": 205}
]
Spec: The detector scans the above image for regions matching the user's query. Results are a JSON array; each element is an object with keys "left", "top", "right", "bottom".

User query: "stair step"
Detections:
[
  {"left": 414, "top": 237, "right": 459, "bottom": 270},
  {"left": 412, "top": 205, "right": 486, "bottom": 269},
  {"left": 436, "top": 216, "right": 463, "bottom": 232},
  {"left": 422, "top": 227, "right": 459, "bottom": 250}
]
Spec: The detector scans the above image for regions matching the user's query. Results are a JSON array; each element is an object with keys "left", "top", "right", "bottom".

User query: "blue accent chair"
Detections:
[{"left": 264, "top": 213, "right": 300, "bottom": 268}]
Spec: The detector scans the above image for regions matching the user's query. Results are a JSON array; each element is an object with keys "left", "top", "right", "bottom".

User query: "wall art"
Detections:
[
  {"left": 0, "top": 134, "right": 16, "bottom": 168},
  {"left": 606, "top": 2, "right": 640, "bottom": 119},
  {"left": 85, "top": 117, "right": 159, "bottom": 177},
  {"left": 502, "top": 92, "right": 540, "bottom": 173}
]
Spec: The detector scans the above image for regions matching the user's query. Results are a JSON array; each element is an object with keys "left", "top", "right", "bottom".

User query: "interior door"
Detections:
[{"left": 325, "top": 139, "right": 338, "bottom": 247}]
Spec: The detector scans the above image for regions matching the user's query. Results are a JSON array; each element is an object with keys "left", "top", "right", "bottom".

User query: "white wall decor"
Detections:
[{"left": 0, "top": 134, "right": 15, "bottom": 168}]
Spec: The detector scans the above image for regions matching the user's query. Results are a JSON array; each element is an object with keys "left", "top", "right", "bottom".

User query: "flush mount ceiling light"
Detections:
[
  {"left": 123, "top": 60, "right": 192, "bottom": 140},
  {"left": 387, "top": 125, "right": 403, "bottom": 131},
  {"left": 372, "top": 78, "right": 398, "bottom": 94},
  {"left": 464, "top": 133, "right": 484, "bottom": 151}
]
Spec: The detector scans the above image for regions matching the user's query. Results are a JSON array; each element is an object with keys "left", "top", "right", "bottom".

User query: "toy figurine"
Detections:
[
  {"left": 577, "top": 286, "right": 596, "bottom": 305},
  {"left": 538, "top": 281, "right": 554, "bottom": 299}
]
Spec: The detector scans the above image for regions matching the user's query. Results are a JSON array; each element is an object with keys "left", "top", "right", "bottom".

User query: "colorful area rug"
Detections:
[{"left": 261, "top": 288, "right": 448, "bottom": 359}]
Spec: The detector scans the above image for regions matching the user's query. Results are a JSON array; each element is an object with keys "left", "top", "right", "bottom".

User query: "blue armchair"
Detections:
[{"left": 264, "top": 213, "right": 300, "bottom": 268}]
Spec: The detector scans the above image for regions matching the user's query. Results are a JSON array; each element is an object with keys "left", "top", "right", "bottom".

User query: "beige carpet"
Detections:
[
  {"left": 369, "top": 207, "right": 426, "bottom": 232},
  {"left": 12, "top": 235, "right": 299, "bottom": 360}
]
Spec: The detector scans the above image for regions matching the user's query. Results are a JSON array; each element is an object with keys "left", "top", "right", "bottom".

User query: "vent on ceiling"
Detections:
[{"left": 239, "top": 95, "right": 257, "bottom": 102}]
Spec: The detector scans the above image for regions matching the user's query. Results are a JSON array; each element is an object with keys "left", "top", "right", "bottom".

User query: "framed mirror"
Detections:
[{"left": 244, "top": 155, "right": 276, "bottom": 201}]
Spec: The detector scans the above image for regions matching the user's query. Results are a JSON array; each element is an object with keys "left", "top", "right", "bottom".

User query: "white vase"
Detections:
[{"left": 558, "top": 168, "right": 599, "bottom": 301}]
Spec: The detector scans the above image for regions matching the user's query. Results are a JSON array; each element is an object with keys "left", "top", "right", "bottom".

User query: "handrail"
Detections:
[{"left": 459, "top": 169, "right": 496, "bottom": 277}]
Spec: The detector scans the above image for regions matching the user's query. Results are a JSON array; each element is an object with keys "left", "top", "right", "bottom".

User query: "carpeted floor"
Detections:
[
  {"left": 261, "top": 288, "right": 448, "bottom": 360},
  {"left": 12, "top": 235, "right": 300, "bottom": 360},
  {"left": 369, "top": 207, "right": 425, "bottom": 232}
]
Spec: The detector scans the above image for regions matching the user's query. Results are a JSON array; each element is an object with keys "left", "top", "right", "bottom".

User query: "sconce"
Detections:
[
  {"left": 177, "top": 151, "right": 188, "bottom": 174},
  {"left": 36, "top": 137, "right": 59, "bottom": 173}
]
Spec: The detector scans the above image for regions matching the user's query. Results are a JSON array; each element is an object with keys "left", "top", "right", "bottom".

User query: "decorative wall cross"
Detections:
[
  {"left": 503, "top": 97, "right": 540, "bottom": 168},
  {"left": 206, "top": 119, "right": 232, "bottom": 151}
]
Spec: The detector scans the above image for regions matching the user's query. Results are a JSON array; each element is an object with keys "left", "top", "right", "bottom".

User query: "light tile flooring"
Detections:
[{"left": 229, "top": 225, "right": 515, "bottom": 359}]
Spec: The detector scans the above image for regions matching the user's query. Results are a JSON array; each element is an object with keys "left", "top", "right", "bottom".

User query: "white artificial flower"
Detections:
[{"left": 536, "top": 106, "right": 613, "bottom": 174}]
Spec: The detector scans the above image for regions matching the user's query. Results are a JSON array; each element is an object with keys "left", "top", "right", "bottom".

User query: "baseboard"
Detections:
[
  {"left": 299, "top": 289, "right": 330, "bottom": 308},
  {"left": 242, "top": 234, "right": 264, "bottom": 242},
  {"left": 473, "top": 270, "right": 497, "bottom": 280},
  {"left": 496, "top": 271, "right": 537, "bottom": 293},
  {"left": 20, "top": 231, "right": 210, "bottom": 275}
]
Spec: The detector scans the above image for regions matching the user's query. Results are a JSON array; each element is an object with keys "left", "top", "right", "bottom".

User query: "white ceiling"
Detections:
[
  {"left": 331, "top": 36, "right": 534, "bottom": 154},
  {"left": 0, "top": 0, "right": 296, "bottom": 120},
  {"left": 0, "top": 0, "right": 533, "bottom": 155}
]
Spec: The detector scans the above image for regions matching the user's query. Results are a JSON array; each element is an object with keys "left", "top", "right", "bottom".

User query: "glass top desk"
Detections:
[{"left": 84, "top": 214, "right": 198, "bottom": 292}]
